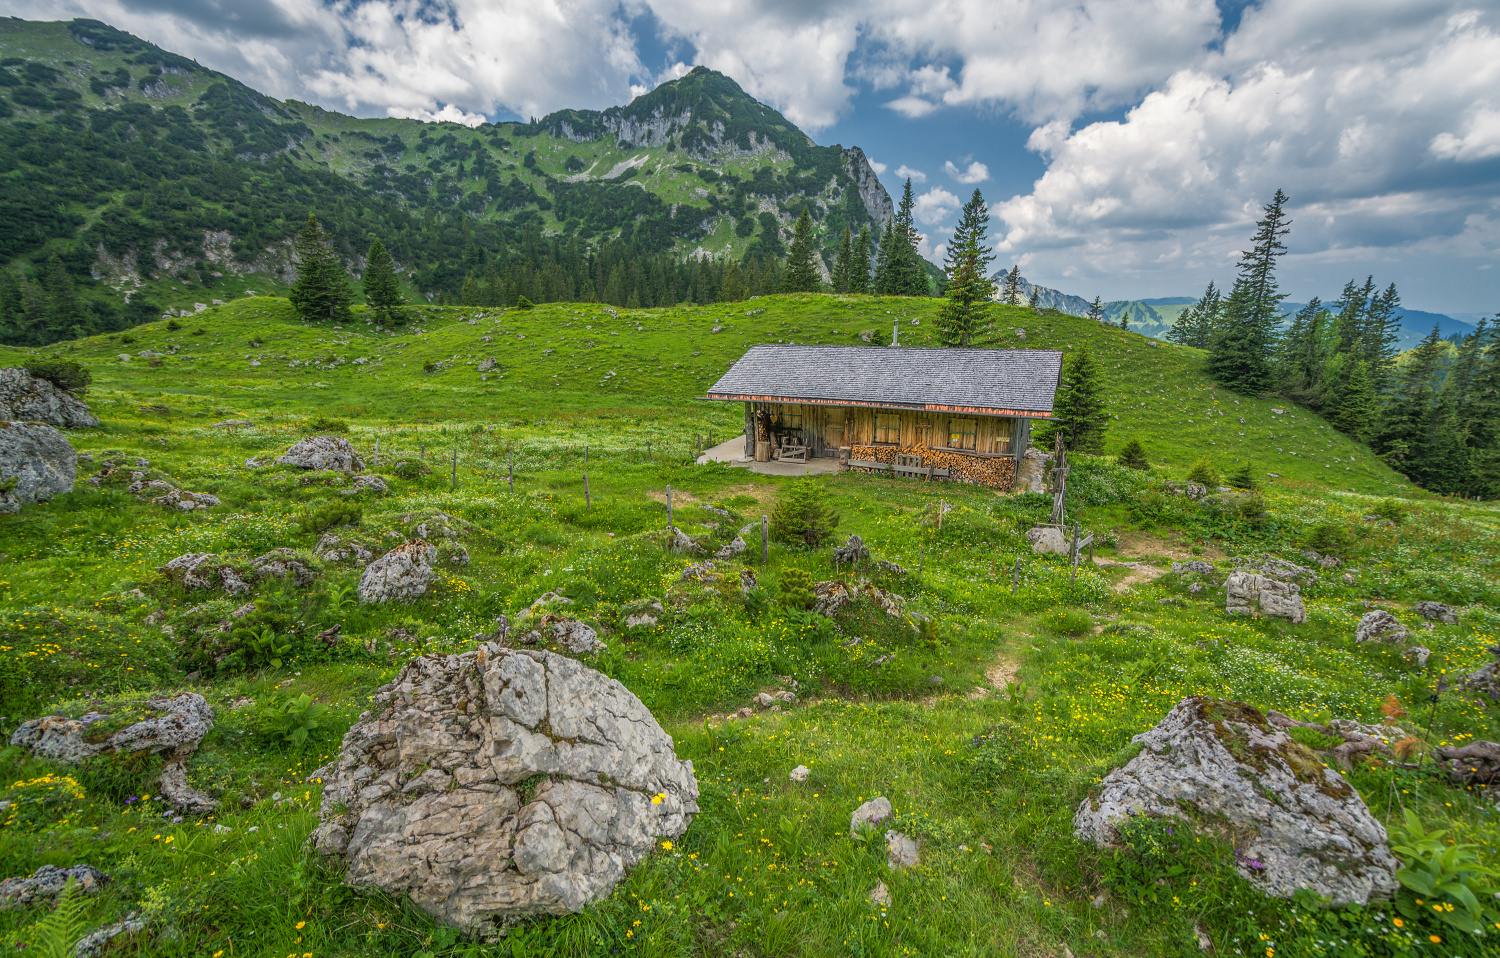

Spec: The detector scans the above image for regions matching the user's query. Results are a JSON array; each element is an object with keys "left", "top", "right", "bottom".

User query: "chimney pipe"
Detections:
[{"left": 892, "top": 321, "right": 898, "bottom": 346}]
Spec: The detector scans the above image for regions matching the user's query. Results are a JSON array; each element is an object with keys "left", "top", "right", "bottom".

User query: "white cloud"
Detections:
[
  {"left": 1431, "top": 106, "right": 1500, "bottom": 161},
  {"left": 389, "top": 103, "right": 488, "bottom": 127},
  {"left": 867, "top": 159, "right": 889, "bottom": 174},
  {"left": 895, "top": 165, "right": 927, "bottom": 183},
  {"left": 914, "top": 187, "right": 961, "bottom": 225},
  {"left": 944, "top": 160, "right": 989, "bottom": 184}
]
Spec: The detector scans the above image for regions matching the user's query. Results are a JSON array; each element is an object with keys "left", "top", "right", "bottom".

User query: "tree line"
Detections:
[{"left": 1167, "top": 190, "right": 1499, "bottom": 498}]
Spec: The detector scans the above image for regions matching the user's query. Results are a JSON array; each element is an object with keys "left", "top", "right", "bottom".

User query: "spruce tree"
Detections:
[
  {"left": 1027, "top": 287, "right": 1040, "bottom": 310},
  {"left": 1001, "top": 265, "right": 1023, "bottom": 305},
  {"left": 1168, "top": 281, "right": 1220, "bottom": 349},
  {"left": 1276, "top": 297, "right": 1326, "bottom": 404},
  {"left": 1207, "top": 189, "right": 1291, "bottom": 393},
  {"left": 1087, "top": 296, "right": 1103, "bottom": 322},
  {"left": 1362, "top": 282, "right": 1402, "bottom": 390},
  {"left": 1033, "top": 346, "right": 1109, "bottom": 453},
  {"left": 850, "top": 227, "right": 872, "bottom": 294},
  {"left": 43, "top": 254, "right": 88, "bottom": 338},
  {"left": 1333, "top": 276, "right": 1376, "bottom": 355},
  {"left": 1323, "top": 355, "right": 1376, "bottom": 439},
  {"left": 1118, "top": 311, "right": 1129, "bottom": 332},
  {"left": 362, "top": 238, "right": 405, "bottom": 324},
  {"left": 874, "top": 180, "right": 924, "bottom": 296},
  {"left": 830, "top": 226, "right": 853, "bottom": 293},
  {"left": 1464, "top": 318, "right": 1500, "bottom": 497},
  {"left": 935, "top": 189, "right": 997, "bottom": 347},
  {"left": 1372, "top": 324, "right": 1445, "bottom": 473},
  {"left": 290, "top": 213, "right": 353, "bottom": 323},
  {"left": 780, "top": 209, "right": 823, "bottom": 293},
  {"left": 769, "top": 479, "right": 840, "bottom": 548}
]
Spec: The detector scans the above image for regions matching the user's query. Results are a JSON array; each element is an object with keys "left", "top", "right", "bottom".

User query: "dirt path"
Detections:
[{"left": 1092, "top": 558, "right": 1167, "bottom": 593}]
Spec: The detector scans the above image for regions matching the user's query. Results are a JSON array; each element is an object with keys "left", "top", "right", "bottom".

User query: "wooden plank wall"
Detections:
[{"left": 753, "top": 402, "right": 1028, "bottom": 460}]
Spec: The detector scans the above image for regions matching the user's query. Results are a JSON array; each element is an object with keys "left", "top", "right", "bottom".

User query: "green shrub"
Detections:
[
  {"left": 1304, "top": 521, "right": 1354, "bottom": 557},
  {"left": 769, "top": 479, "right": 840, "bottom": 549},
  {"left": 966, "top": 720, "right": 1042, "bottom": 790},
  {"left": 1237, "top": 492, "right": 1267, "bottom": 521},
  {"left": 390, "top": 458, "right": 431, "bottom": 480},
  {"left": 258, "top": 693, "right": 330, "bottom": 750},
  {"left": 1186, "top": 456, "right": 1219, "bottom": 486},
  {"left": 1227, "top": 461, "right": 1257, "bottom": 490},
  {"left": 516, "top": 295, "right": 534, "bottom": 309},
  {"left": 1116, "top": 439, "right": 1149, "bottom": 470},
  {"left": 1372, "top": 498, "right": 1408, "bottom": 523},
  {"left": 1042, "top": 608, "right": 1094, "bottom": 636},
  {"left": 165, "top": 318, "right": 182, "bottom": 331},
  {"left": 298, "top": 499, "right": 362, "bottom": 534},
  {"left": 22, "top": 358, "right": 91, "bottom": 396},
  {"left": 776, "top": 567, "right": 815, "bottom": 610},
  {"left": 1388, "top": 810, "right": 1500, "bottom": 937},
  {"left": 306, "top": 416, "right": 349, "bottom": 433}
]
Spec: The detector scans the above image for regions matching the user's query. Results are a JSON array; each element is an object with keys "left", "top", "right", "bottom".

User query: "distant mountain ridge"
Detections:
[{"left": 995, "top": 273, "right": 1477, "bottom": 351}]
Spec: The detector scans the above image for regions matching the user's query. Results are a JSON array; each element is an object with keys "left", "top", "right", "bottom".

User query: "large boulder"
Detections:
[
  {"left": 0, "top": 421, "right": 76, "bottom": 514},
  {"left": 1074, "top": 696, "right": 1398, "bottom": 906},
  {"left": 1354, "top": 609, "right": 1408, "bottom": 645},
  {"left": 0, "top": 865, "right": 109, "bottom": 908},
  {"left": 1224, "top": 570, "right": 1306, "bottom": 623},
  {"left": 358, "top": 540, "right": 436, "bottom": 604},
  {"left": 310, "top": 645, "right": 698, "bottom": 932},
  {"left": 1413, "top": 601, "right": 1457, "bottom": 624},
  {"left": 0, "top": 368, "right": 99, "bottom": 429},
  {"left": 10, "top": 693, "right": 213, "bottom": 763},
  {"left": 1025, "top": 526, "right": 1069, "bottom": 555},
  {"left": 276, "top": 435, "right": 365, "bottom": 472}
]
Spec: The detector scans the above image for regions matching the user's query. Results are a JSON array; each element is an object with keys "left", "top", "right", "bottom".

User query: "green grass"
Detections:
[{"left": 1, "top": 294, "right": 1497, "bottom": 957}]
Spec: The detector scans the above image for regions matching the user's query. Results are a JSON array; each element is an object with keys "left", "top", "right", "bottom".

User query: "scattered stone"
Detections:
[
  {"left": 753, "top": 690, "right": 796, "bottom": 708},
  {"left": 833, "top": 535, "right": 870, "bottom": 566},
  {"left": 1354, "top": 610, "right": 1408, "bottom": 645},
  {"left": 1025, "top": 526, "right": 1069, "bottom": 555},
  {"left": 549, "top": 618, "right": 605, "bottom": 655},
  {"left": 73, "top": 911, "right": 147, "bottom": 958},
  {"left": 874, "top": 559, "right": 908, "bottom": 577},
  {"left": 250, "top": 548, "right": 317, "bottom": 587},
  {"left": 1224, "top": 570, "right": 1306, "bottom": 623},
  {"left": 789, "top": 765, "right": 810, "bottom": 783},
  {"left": 152, "top": 488, "right": 220, "bottom": 512},
  {"left": 0, "top": 421, "right": 77, "bottom": 514},
  {"left": 739, "top": 568, "right": 758, "bottom": 596},
  {"left": 1188, "top": 582, "right": 1203, "bottom": 594},
  {"left": 712, "top": 536, "right": 746, "bottom": 560},
  {"left": 1172, "top": 561, "right": 1214, "bottom": 575},
  {"left": 157, "top": 761, "right": 217, "bottom": 814},
  {"left": 1402, "top": 646, "right": 1431, "bottom": 668},
  {"left": 1413, "top": 601, "right": 1457, "bottom": 624},
  {"left": 357, "top": 540, "right": 437, "bottom": 604},
  {"left": 314, "top": 532, "right": 374, "bottom": 565},
  {"left": 440, "top": 543, "right": 470, "bottom": 565},
  {"left": 477, "top": 358, "right": 497, "bottom": 371},
  {"left": 669, "top": 527, "right": 704, "bottom": 554},
  {"left": 10, "top": 693, "right": 213, "bottom": 764},
  {"left": 1342, "top": 573, "right": 1356, "bottom": 585},
  {"left": 1075, "top": 697, "right": 1398, "bottom": 906},
  {"left": 1462, "top": 645, "right": 1500, "bottom": 700},
  {"left": 310, "top": 645, "right": 698, "bottom": 930},
  {"left": 850, "top": 796, "right": 893, "bottom": 836},
  {"left": 0, "top": 368, "right": 100, "bottom": 429},
  {"left": 276, "top": 436, "right": 365, "bottom": 472},
  {"left": 1015, "top": 447, "right": 1051, "bottom": 494},
  {"left": 0, "top": 865, "right": 109, "bottom": 909},
  {"left": 868, "top": 881, "right": 890, "bottom": 906},
  {"left": 1432, "top": 741, "right": 1500, "bottom": 786},
  {"left": 886, "top": 831, "right": 919, "bottom": 870},
  {"left": 157, "top": 553, "right": 246, "bottom": 595},
  {"left": 1257, "top": 557, "right": 1319, "bottom": 585},
  {"left": 812, "top": 579, "right": 852, "bottom": 617},
  {"left": 623, "top": 599, "right": 664, "bottom": 629},
  {"left": 679, "top": 560, "right": 719, "bottom": 583},
  {"left": 341, "top": 475, "right": 389, "bottom": 496}
]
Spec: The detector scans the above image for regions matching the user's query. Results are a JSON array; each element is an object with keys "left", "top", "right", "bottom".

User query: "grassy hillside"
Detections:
[
  {"left": 5, "top": 294, "right": 1413, "bottom": 495},
  {"left": 0, "top": 295, "right": 1497, "bottom": 957}
]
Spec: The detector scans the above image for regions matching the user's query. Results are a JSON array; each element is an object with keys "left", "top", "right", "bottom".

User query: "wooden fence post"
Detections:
[
  {"left": 584, "top": 472, "right": 591, "bottom": 508},
  {"left": 666, "top": 485, "right": 673, "bottom": 529},
  {"left": 761, "top": 515, "right": 768, "bottom": 564},
  {"left": 373, "top": 438, "right": 380, "bottom": 468},
  {"left": 918, "top": 545, "right": 925, "bottom": 579},
  {"left": 451, "top": 448, "right": 457, "bottom": 491},
  {"left": 1011, "top": 557, "right": 1021, "bottom": 593},
  {"left": 508, "top": 451, "right": 513, "bottom": 492},
  {"left": 420, "top": 443, "right": 426, "bottom": 460}
]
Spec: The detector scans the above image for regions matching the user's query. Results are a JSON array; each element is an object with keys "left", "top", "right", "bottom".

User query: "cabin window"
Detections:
[
  {"left": 992, "top": 418, "right": 1016, "bottom": 453},
  {"left": 948, "top": 418, "right": 977, "bottom": 450},
  {"left": 780, "top": 405, "right": 803, "bottom": 429},
  {"left": 875, "top": 414, "right": 901, "bottom": 444}
]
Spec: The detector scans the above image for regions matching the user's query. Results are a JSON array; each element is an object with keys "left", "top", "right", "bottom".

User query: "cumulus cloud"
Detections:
[
  {"left": 944, "top": 160, "right": 989, "bottom": 184},
  {"left": 914, "top": 187, "right": 961, "bottom": 225},
  {"left": 867, "top": 159, "right": 889, "bottom": 174},
  {"left": 895, "top": 164, "right": 927, "bottom": 183},
  {"left": 1431, "top": 107, "right": 1500, "bottom": 161}
]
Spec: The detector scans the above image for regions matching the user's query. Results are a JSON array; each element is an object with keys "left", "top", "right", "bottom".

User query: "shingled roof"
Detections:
[{"left": 707, "top": 346, "right": 1064, "bottom": 418}]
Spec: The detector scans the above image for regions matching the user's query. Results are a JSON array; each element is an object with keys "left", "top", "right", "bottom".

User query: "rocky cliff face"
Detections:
[{"left": 843, "top": 146, "right": 894, "bottom": 226}]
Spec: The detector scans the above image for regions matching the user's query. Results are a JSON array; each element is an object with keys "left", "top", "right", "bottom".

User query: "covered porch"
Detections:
[{"left": 694, "top": 434, "right": 842, "bottom": 476}]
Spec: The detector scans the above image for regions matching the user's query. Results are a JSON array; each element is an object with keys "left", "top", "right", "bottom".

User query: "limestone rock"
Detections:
[
  {"left": 0, "top": 865, "right": 108, "bottom": 909},
  {"left": 1224, "top": 570, "right": 1305, "bottom": 623},
  {"left": 812, "top": 579, "right": 852, "bottom": 617},
  {"left": 0, "top": 368, "right": 99, "bottom": 429},
  {"left": 1402, "top": 646, "right": 1430, "bottom": 669},
  {"left": 712, "top": 536, "right": 746, "bottom": 560},
  {"left": 669, "top": 526, "right": 704, "bottom": 554},
  {"left": 310, "top": 645, "right": 698, "bottom": 931},
  {"left": 1413, "top": 601, "right": 1457, "bottom": 624},
  {"left": 1172, "top": 561, "right": 1214, "bottom": 576},
  {"left": 250, "top": 548, "right": 317, "bottom": 588},
  {"left": 739, "top": 568, "right": 758, "bottom": 596},
  {"left": 1432, "top": 741, "right": 1500, "bottom": 786},
  {"left": 886, "top": 830, "right": 919, "bottom": 870},
  {"left": 0, "top": 421, "right": 77, "bottom": 514},
  {"left": 1462, "top": 645, "right": 1500, "bottom": 701},
  {"left": 1074, "top": 696, "right": 1397, "bottom": 906},
  {"left": 868, "top": 881, "right": 890, "bottom": 906},
  {"left": 550, "top": 618, "right": 604, "bottom": 655},
  {"left": 73, "top": 911, "right": 146, "bottom": 958},
  {"left": 789, "top": 765, "right": 810, "bottom": 783},
  {"left": 151, "top": 488, "right": 220, "bottom": 512},
  {"left": 276, "top": 435, "right": 365, "bottom": 472},
  {"left": 1354, "top": 610, "right": 1408, "bottom": 645},
  {"left": 1015, "top": 448, "right": 1051, "bottom": 494},
  {"left": 622, "top": 599, "right": 663, "bottom": 629},
  {"left": 1026, "top": 526, "right": 1069, "bottom": 555},
  {"left": 157, "top": 553, "right": 246, "bottom": 595},
  {"left": 10, "top": 693, "right": 213, "bottom": 764},
  {"left": 850, "top": 796, "right": 893, "bottom": 837},
  {"left": 341, "top": 475, "right": 389, "bottom": 496},
  {"left": 358, "top": 540, "right": 436, "bottom": 604},
  {"left": 157, "top": 761, "right": 217, "bottom": 815},
  {"left": 315, "top": 532, "right": 374, "bottom": 565},
  {"left": 1257, "top": 557, "right": 1319, "bottom": 585},
  {"left": 833, "top": 535, "right": 870, "bottom": 566}
]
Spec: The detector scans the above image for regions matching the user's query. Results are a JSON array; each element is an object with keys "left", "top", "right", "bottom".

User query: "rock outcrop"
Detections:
[
  {"left": 358, "top": 540, "right": 436, "bottom": 604},
  {"left": 1015, "top": 448, "right": 1052, "bottom": 494},
  {"left": 0, "top": 864, "right": 108, "bottom": 908},
  {"left": 1354, "top": 610, "right": 1408, "bottom": 645},
  {"left": 1413, "top": 601, "right": 1457, "bottom": 624},
  {"left": 0, "top": 421, "right": 77, "bottom": 514},
  {"left": 1025, "top": 526, "right": 1069, "bottom": 555},
  {"left": 276, "top": 436, "right": 365, "bottom": 472},
  {"left": 157, "top": 553, "right": 250, "bottom": 595},
  {"left": 1224, "top": 570, "right": 1306, "bottom": 623},
  {"left": 10, "top": 693, "right": 214, "bottom": 763},
  {"left": 310, "top": 645, "right": 698, "bottom": 932},
  {"left": 1074, "top": 697, "right": 1398, "bottom": 906},
  {"left": 0, "top": 368, "right": 99, "bottom": 429}
]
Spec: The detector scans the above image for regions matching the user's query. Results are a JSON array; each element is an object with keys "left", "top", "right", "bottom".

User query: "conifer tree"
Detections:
[
  {"left": 1118, "top": 311, "right": 1129, "bottom": 332},
  {"left": 1362, "top": 282, "right": 1403, "bottom": 389},
  {"left": 830, "top": 226, "right": 853, "bottom": 293},
  {"left": 1276, "top": 297, "right": 1326, "bottom": 404},
  {"left": 935, "top": 189, "right": 997, "bottom": 347},
  {"left": 1027, "top": 287, "right": 1040, "bottom": 310},
  {"left": 1323, "top": 355, "right": 1376, "bottom": 439},
  {"left": 1167, "top": 281, "right": 1221, "bottom": 348},
  {"left": 780, "top": 209, "right": 823, "bottom": 293},
  {"left": 769, "top": 478, "right": 840, "bottom": 548},
  {"left": 43, "top": 254, "right": 88, "bottom": 338},
  {"left": 874, "top": 181, "right": 924, "bottom": 296},
  {"left": 1087, "top": 295, "right": 1104, "bottom": 323},
  {"left": 850, "top": 227, "right": 872, "bottom": 294},
  {"left": 721, "top": 262, "right": 745, "bottom": 301},
  {"left": 1333, "top": 276, "right": 1375, "bottom": 355},
  {"left": 362, "top": 238, "right": 405, "bottom": 324},
  {"left": 1372, "top": 324, "right": 1445, "bottom": 473},
  {"left": 1208, "top": 189, "right": 1291, "bottom": 393},
  {"left": 1001, "top": 265, "right": 1023, "bottom": 305},
  {"left": 1033, "top": 346, "right": 1109, "bottom": 453},
  {"left": 290, "top": 213, "right": 353, "bottom": 323}
]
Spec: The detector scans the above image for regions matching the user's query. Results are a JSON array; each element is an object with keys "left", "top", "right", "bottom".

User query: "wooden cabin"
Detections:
[{"left": 706, "top": 345, "right": 1063, "bottom": 490}]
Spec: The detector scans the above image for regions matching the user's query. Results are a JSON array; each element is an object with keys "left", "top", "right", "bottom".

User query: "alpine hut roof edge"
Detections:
[{"left": 706, "top": 345, "right": 1065, "bottom": 418}]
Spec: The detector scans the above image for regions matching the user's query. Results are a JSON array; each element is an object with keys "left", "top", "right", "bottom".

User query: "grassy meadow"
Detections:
[{"left": 0, "top": 294, "right": 1497, "bottom": 957}]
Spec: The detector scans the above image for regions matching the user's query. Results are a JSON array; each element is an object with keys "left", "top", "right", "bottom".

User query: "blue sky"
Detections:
[{"left": 7, "top": 1, "right": 1500, "bottom": 316}]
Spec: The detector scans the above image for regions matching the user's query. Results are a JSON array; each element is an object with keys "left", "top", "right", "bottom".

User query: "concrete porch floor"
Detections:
[{"left": 695, "top": 434, "right": 842, "bottom": 476}]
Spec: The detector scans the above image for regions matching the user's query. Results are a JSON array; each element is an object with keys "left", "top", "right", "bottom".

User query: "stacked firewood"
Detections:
[{"left": 849, "top": 444, "right": 1016, "bottom": 490}]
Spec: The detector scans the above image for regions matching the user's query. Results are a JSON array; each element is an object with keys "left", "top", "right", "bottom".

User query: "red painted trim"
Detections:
[{"left": 705, "top": 392, "right": 1053, "bottom": 419}]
